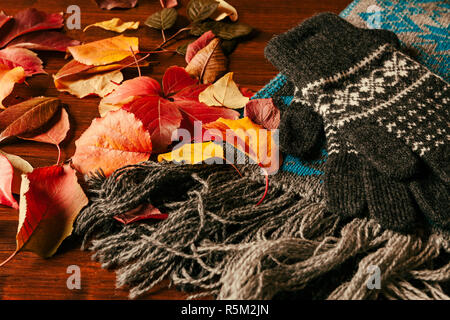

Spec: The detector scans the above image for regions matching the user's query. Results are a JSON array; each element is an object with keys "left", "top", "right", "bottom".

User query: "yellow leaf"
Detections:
[
  {"left": 54, "top": 70, "right": 123, "bottom": 98},
  {"left": 83, "top": 18, "right": 140, "bottom": 33},
  {"left": 67, "top": 35, "right": 139, "bottom": 66},
  {"left": 0, "top": 64, "right": 25, "bottom": 109},
  {"left": 199, "top": 72, "right": 249, "bottom": 109},
  {"left": 185, "top": 37, "right": 227, "bottom": 84},
  {"left": 211, "top": 0, "right": 238, "bottom": 22},
  {"left": 205, "top": 117, "right": 281, "bottom": 174},
  {"left": 158, "top": 141, "right": 224, "bottom": 164}
]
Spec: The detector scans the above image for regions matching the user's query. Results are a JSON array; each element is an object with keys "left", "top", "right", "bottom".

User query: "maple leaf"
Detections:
[
  {"left": 101, "top": 66, "right": 239, "bottom": 153},
  {"left": 0, "top": 8, "right": 64, "bottom": 48},
  {"left": 72, "top": 109, "right": 152, "bottom": 176}
]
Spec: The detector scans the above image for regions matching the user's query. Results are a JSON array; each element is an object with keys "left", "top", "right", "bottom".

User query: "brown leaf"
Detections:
[
  {"left": 0, "top": 64, "right": 25, "bottom": 109},
  {"left": 0, "top": 97, "right": 60, "bottom": 143},
  {"left": 95, "top": 0, "right": 138, "bottom": 10},
  {"left": 185, "top": 37, "right": 227, "bottom": 84},
  {"left": 185, "top": 30, "right": 215, "bottom": 63},
  {"left": 244, "top": 98, "right": 280, "bottom": 129},
  {"left": 72, "top": 109, "right": 152, "bottom": 176}
]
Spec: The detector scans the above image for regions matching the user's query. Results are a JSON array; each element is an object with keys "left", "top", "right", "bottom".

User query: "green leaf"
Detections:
[
  {"left": 190, "top": 21, "right": 216, "bottom": 36},
  {"left": 186, "top": 0, "right": 219, "bottom": 22},
  {"left": 145, "top": 8, "right": 178, "bottom": 30},
  {"left": 213, "top": 22, "right": 253, "bottom": 40},
  {"left": 176, "top": 41, "right": 193, "bottom": 56},
  {"left": 221, "top": 39, "right": 238, "bottom": 55}
]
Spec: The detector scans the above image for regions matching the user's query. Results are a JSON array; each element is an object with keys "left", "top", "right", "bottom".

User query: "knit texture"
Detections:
[
  {"left": 265, "top": 13, "right": 449, "bottom": 232},
  {"left": 341, "top": 0, "right": 449, "bottom": 82}
]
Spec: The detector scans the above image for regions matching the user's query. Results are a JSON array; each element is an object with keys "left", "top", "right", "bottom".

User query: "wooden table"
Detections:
[{"left": 0, "top": 0, "right": 350, "bottom": 299}]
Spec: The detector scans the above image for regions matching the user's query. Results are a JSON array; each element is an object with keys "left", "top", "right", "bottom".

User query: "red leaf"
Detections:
[
  {"left": 95, "top": 0, "right": 138, "bottom": 10},
  {"left": 114, "top": 203, "right": 168, "bottom": 225},
  {"left": 240, "top": 87, "right": 255, "bottom": 98},
  {"left": 102, "top": 76, "right": 162, "bottom": 104},
  {"left": 163, "top": 66, "right": 198, "bottom": 96},
  {"left": 15, "top": 165, "right": 88, "bottom": 258},
  {"left": 0, "top": 47, "right": 45, "bottom": 76},
  {"left": 0, "top": 8, "right": 63, "bottom": 48},
  {"left": 0, "top": 11, "right": 12, "bottom": 30},
  {"left": 160, "top": 0, "right": 178, "bottom": 8},
  {"left": 185, "top": 30, "right": 215, "bottom": 64},
  {"left": 0, "top": 153, "right": 18, "bottom": 209},
  {"left": 8, "top": 31, "right": 80, "bottom": 52},
  {"left": 244, "top": 98, "right": 280, "bottom": 130},
  {"left": 172, "top": 83, "right": 209, "bottom": 101},
  {"left": 123, "top": 96, "right": 182, "bottom": 153}
]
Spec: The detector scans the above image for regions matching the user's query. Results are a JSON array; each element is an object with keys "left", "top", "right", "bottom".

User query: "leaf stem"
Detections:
[
  {"left": 161, "top": 29, "right": 167, "bottom": 43},
  {"left": 130, "top": 46, "right": 141, "bottom": 77},
  {"left": 156, "top": 27, "right": 192, "bottom": 50},
  {"left": 0, "top": 250, "right": 18, "bottom": 267},
  {"left": 56, "top": 144, "right": 61, "bottom": 165}
]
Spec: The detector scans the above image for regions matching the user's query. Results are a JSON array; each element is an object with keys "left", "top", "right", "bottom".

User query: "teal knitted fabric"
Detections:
[{"left": 256, "top": 0, "right": 449, "bottom": 184}]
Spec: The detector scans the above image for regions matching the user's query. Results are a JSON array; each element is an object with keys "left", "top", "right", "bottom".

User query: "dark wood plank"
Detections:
[{"left": 0, "top": 0, "right": 350, "bottom": 299}]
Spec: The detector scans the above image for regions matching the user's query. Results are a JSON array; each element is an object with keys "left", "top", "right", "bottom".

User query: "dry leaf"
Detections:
[
  {"left": 199, "top": 72, "right": 249, "bottom": 109},
  {"left": 185, "top": 30, "right": 215, "bottom": 63},
  {"left": 67, "top": 35, "right": 139, "bottom": 66},
  {"left": 158, "top": 141, "right": 224, "bottom": 164},
  {"left": 187, "top": 0, "right": 219, "bottom": 22},
  {"left": 0, "top": 64, "right": 25, "bottom": 109},
  {"left": 95, "top": 0, "right": 138, "bottom": 10},
  {"left": 54, "top": 70, "right": 123, "bottom": 98},
  {"left": 0, "top": 47, "right": 45, "bottom": 77},
  {"left": 244, "top": 98, "right": 280, "bottom": 129},
  {"left": 160, "top": 0, "right": 178, "bottom": 8},
  {"left": 0, "top": 11, "right": 12, "bottom": 30},
  {"left": 72, "top": 109, "right": 152, "bottom": 176},
  {"left": 0, "top": 149, "right": 33, "bottom": 196},
  {"left": 145, "top": 8, "right": 178, "bottom": 30},
  {"left": 0, "top": 97, "right": 60, "bottom": 143},
  {"left": 16, "top": 165, "right": 88, "bottom": 258},
  {"left": 185, "top": 37, "right": 227, "bottom": 84},
  {"left": 20, "top": 108, "right": 70, "bottom": 146},
  {"left": 0, "top": 8, "right": 64, "bottom": 48},
  {"left": 7, "top": 31, "right": 80, "bottom": 52},
  {"left": 0, "top": 152, "right": 18, "bottom": 209},
  {"left": 210, "top": 0, "right": 238, "bottom": 22},
  {"left": 83, "top": 18, "right": 139, "bottom": 33}
]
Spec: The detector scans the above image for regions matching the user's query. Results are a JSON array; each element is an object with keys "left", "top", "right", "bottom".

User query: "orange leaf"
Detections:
[
  {"left": 16, "top": 165, "right": 88, "bottom": 258},
  {"left": 158, "top": 141, "right": 224, "bottom": 164},
  {"left": 67, "top": 35, "right": 139, "bottom": 66},
  {"left": 0, "top": 64, "right": 25, "bottom": 109},
  {"left": 72, "top": 109, "right": 152, "bottom": 176}
]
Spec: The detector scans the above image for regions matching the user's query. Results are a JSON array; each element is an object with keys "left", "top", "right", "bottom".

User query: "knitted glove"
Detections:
[{"left": 265, "top": 13, "right": 449, "bottom": 232}]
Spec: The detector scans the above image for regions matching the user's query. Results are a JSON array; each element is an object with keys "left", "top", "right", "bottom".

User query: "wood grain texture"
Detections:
[{"left": 0, "top": 0, "right": 350, "bottom": 299}]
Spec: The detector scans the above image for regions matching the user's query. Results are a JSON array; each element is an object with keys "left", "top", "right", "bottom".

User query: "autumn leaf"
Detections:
[
  {"left": 95, "top": 0, "right": 138, "bottom": 10},
  {"left": 14, "top": 165, "right": 87, "bottom": 259},
  {"left": 0, "top": 64, "right": 25, "bottom": 109},
  {"left": 185, "top": 37, "right": 227, "bottom": 84},
  {"left": 0, "top": 150, "right": 32, "bottom": 209},
  {"left": 54, "top": 69, "right": 123, "bottom": 98},
  {"left": 7, "top": 31, "right": 80, "bottom": 52},
  {"left": 145, "top": 8, "right": 178, "bottom": 30},
  {"left": 67, "top": 35, "right": 139, "bottom": 66},
  {"left": 160, "top": 0, "right": 178, "bottom": 8},
  {"left": 187, "top": 0, "right": 219, "bottom": 22},
  {"left": 185, "top": 30, "right": 215, "bottom": 63},
  {"left": 0, "top": 97, "right": 60, "bottom": 143},
  {"left": 0, "top": 11, "right": 12, "bottom": 30},
  {"left": 72, "top": 109, "right": 152, "bottom": 176},
  {"left": 0, "top": 150, "right": 32, "bottom": 196},
  {"left": 102, "top": 66, "right": 239, "bottom": 153},
  {"left": 210, "top": 0, "right": 238, "bottom": 22},
  {"left": 158, "top": 141, "right": 224, "bottom": 164},
  {"left": 20, "top": 108, "right": 70, "bottom": 162},
  {"left": 191, "top": 20, "right": 253, "bottom": 40},
  {"left": 199, "top": 72, "right": 249, "bottom": 109},
  {"left": 114, "top": 203, "right": 168, "bottom": 225},
  {"left": 0, "top": 8, "right": 64, "bottom": 48},
  {"left": 84, "top": 18, "right": 139, "bottom": 33},
  {"left": 0, "top": 47, "right": 45, "bottom": 77},
  {"left": 244, "top": 98, "right": 280, "bottom": 130}
]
